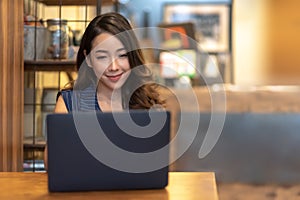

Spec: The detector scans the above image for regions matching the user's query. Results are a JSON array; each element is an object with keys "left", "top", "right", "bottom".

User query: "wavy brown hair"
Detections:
[{"left": 73, "top": 12, "right": 164, "bottom": 109}]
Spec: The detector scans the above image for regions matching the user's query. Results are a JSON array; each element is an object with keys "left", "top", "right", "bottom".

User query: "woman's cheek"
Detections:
[
  {"left": 123, "top": 70, "right": 131, "bottom": 81},
  {"left": 92, "top": 61, "right": 108, "bottom": 79},
  {"left": 95, "top": 68, "right": 106, "bottom": 80}
]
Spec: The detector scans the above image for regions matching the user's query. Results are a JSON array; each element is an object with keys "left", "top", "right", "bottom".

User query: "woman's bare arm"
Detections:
[
  {"left": 54, "top": 95, "right": 68, "bottom": 113},
  {"left": 44, "top": 95, "right": 68, "bottom": 171}
]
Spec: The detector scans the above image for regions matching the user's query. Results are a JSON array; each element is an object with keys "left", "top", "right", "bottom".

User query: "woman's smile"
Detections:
[{"left": 105, "top": 73, "right": 124, "bottom": 82}]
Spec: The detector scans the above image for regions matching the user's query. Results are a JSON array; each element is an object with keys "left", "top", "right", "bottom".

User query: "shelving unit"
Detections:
[
  {"left": 24, "top": 60, "right": 77, "bottom": 71},
  {"left": 35, "top": 0, "right": 112, "bottom": 6},
  {"left": 23, "top": 0, "right": 117, "bottom": 171}
]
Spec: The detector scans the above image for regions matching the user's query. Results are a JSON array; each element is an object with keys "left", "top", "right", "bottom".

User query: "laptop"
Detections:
[{"left": 46, "top": 110, "right": 170, "bottom": 192}]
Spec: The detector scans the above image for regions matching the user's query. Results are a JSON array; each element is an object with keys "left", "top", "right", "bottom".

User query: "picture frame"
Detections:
[
  {"left": 158, "top": 22, "right": 197, "bottom": 50},
  {"left": 163, "top": 3, "right": 230, "bottom": 52}
]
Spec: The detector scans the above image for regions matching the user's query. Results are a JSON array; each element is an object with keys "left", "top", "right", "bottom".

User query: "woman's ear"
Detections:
[{"left": 84, "top": 50, "right": 92, "bottom": 68}]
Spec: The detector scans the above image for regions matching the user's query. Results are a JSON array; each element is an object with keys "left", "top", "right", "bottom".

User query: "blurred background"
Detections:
[{"left": 2, "top": 0, "right": 300, "bottom": 199}]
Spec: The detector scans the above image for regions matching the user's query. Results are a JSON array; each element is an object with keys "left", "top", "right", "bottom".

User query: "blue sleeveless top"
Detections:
[{"left": 58, "top": 86, "right": 101, "bottom": 112}]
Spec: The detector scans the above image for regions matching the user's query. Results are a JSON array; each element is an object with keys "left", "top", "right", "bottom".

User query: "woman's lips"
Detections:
[{"left": 106, "top": 73, "right": 123, "bottom": 82}]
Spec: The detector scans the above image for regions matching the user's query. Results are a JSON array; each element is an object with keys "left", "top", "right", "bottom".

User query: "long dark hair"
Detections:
[{"left": 74, "top": 12, "right": 164, "bottom": 109}]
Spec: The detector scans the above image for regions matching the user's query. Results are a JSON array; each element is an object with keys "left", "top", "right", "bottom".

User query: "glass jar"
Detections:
[{"left": 46, "top": 19, "right": 69, "bottom": 59}]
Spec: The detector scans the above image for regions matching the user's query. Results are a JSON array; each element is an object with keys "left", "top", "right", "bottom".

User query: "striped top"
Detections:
[{"left": 59, "top": 85, "right": 101, "bottom": 112}]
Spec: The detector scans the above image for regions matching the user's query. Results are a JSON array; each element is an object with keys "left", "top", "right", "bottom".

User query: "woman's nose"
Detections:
[{"left": 108, "top": 58, "right": 119, "bottom": 71}]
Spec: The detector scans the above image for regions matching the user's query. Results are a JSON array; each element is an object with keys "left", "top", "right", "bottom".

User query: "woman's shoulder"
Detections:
[
  {"left": 56, "top": 88, "right": 74, "bottom": 112},
  {"left": 60, "top": 81, "right": 75, "bottom": 93},
  {"left": 56, "top": 88, "right": 73, "bottom": 101},
  {"left": 61, "top": 88, "right": 73, "bottom": 93}
]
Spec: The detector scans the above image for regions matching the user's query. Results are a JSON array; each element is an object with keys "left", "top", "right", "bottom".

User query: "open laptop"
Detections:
[{"left": 46, "top": 110, "right": 170, "bottom": 192}]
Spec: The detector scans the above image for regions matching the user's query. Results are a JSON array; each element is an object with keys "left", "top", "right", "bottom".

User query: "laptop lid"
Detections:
[{"left": 46, "top": 110, "right": 170, "bottom": 192}]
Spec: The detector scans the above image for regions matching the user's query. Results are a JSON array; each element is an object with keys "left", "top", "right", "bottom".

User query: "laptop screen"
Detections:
[{"left": 46, "top": 110, "right": 170, "bottom": 192}]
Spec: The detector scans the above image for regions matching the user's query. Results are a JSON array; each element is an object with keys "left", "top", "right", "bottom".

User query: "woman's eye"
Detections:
[
  {"left": 96, "top": 55, "right": 108, "bottom": 60},
  {"left": 119, "top": 53, "right": 128, "bottom": 58}
]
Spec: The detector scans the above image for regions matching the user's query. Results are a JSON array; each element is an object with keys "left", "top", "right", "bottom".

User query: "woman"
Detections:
[
  {"left": 45, "top": 12, "right": 165, "bottom": 169},
  {"left": 55, "top": 12, "right": 164, "bottom": 113}
]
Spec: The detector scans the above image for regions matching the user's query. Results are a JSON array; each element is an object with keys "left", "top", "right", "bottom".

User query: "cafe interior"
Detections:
[{"left": 1, "top": 0, "right": 300, "bottom": 199}]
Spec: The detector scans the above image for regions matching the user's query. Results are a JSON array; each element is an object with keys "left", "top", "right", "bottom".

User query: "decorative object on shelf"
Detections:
[
  {"left": 204, "top": 55, "right": 219, "bottom": 78},
  {"left": 24, "top": 25, "right": 47, "bottom": 60},
  {"left": 159, "top": 49, "right": 197, "bottom": 79},
  {"left": 46, "top": 19, "right": 70, "bottom": 59}
]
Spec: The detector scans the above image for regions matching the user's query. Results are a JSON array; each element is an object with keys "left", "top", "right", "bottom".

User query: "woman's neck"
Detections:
[{"left": 96, "top": 85, "right": 123, "bottom": 112}]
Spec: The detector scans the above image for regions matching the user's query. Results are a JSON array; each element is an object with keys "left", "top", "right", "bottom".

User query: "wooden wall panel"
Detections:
[
  {"left": 268, "top": 0, "right": 300, "bottom": 84},
  {"left": 0, "top": 0, "right": 24, "bottom": 171}
]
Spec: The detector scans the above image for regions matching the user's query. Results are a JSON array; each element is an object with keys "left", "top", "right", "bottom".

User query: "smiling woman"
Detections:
[
  {"left": 54, "top": 12, "right": 165, "bottom": 113},
  {"left": 44, "top": 12, "right": 166, "bottom": 169},
  {"left": 86, "top": 32, "right": 131, "bottom": 105}
]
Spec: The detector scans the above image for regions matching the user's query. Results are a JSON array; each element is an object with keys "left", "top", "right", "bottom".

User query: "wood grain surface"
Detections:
[
  {"left": 0, "top": 172, "right": 219, "bottom": 200},
  {"left": 0, "top": 0, "right": 24, "bottom": 171}
]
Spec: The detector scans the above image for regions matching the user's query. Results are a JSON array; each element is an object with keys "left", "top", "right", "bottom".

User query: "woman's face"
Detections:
[{"left": 87, "top": 32, "right": 131, "bottom": 91}]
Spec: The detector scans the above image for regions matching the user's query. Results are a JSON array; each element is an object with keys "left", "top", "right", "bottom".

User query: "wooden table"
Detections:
[{"left": 0, "top": 172, "right": 218, "bottom": 200}]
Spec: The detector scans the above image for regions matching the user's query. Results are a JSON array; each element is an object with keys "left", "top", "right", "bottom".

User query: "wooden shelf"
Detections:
[
  {"left": 35, "top": 0, "right": 113, "bottom": 6},
  {"left": 24, "top": 137, "right": 46, "bottom": 150},
  {"left": 24, "top": 143, "right": 46, "bottom": 151},
  {"left": 24, "top": 59, "right": 77, "bottom": 71}
]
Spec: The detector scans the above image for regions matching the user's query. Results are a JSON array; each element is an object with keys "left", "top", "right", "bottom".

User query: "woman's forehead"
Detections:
[{"left": 91, "top": 33, "right": 124, "bottom": 51}]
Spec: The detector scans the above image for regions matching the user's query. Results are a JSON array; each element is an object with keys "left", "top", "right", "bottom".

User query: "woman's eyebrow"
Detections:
[
  {"left": 116, "top": 48, "right": 126, "bottom": 52},
  {"left": 94, "top": 48, "right": 126, "bottom": 54},
  {"left": 95, "top": 49, "right": 108, "bottom": 53}
]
